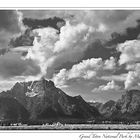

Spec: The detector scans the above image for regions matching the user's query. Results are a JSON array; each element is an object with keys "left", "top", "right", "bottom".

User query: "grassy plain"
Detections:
[{"left": 0, "top": 124, "right": 140, "bottom": 130}]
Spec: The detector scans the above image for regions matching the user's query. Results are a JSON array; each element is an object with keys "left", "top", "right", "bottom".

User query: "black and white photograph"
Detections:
[{"left": 1, "top": 9, "right": 140, "bottom": 132}]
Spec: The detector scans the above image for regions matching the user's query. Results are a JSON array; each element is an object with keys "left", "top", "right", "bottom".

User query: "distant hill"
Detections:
[
  {"left": 89, "top": 89, "right": 140, "bottom": 121},
  {"left": 110, "top": 90, "right": 140, "bottom": 121},
  {"left": 88, "top": 100, "right": 115, "bottom": 118}
]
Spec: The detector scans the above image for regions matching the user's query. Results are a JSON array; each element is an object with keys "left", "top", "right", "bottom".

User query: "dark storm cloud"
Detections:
[
  {"left": 105, "top": 20, "right": 140, "bottom": 47},
  {"left": 9, "top": 17, "right": 66, "bottom": 48},
  {"left": 82, "top": 18, "right": 140, "bottom": 64},
  {"left": 9, "top": 10, "right": 140, "bottom": 57},
  {"left": 83, "top": 40, "right": 117, "bottom": 60},
  {"left": 9, "top": 29, "right": 34, "bottom": 47},
  {"left": 22, "top": 17, "right": 65, "bottom": 30}
]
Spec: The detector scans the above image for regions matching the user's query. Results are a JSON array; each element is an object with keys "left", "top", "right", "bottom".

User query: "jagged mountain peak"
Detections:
[
  {"left": 11, "top": 78, "right": 56, "bottom": 98},
  {"left": 24, "top": 78, "right": 55, "bottom": 88},
  {"left": 0, "top": 78, "right": 101, "bottom": 121}
]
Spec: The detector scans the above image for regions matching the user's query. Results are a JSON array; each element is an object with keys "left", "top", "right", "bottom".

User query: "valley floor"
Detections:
[{"left": 0, "top": 124, "right": 140, "bottom": 130}]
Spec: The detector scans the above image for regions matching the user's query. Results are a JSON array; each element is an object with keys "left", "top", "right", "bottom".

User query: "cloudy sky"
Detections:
[{"left": 1, "top": 10, "right": 140, "bottom": 103}]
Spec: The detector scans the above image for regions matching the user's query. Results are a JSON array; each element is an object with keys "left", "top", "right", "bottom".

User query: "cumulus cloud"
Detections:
[
  {"left": 22, "top": 10, "right": 140, "bottom": 39},
  {"left": 53, "top": 22, "right": 94, "bottom": 53},
  {"left": 124, "top": 71, "right": 138, "bottom": 89},
  {"left": 52, "top": 57, "right": 116, "bottom": 87},
  {"left": 104, "top": 56, "right": 116, "bottom": 70},
  {"left": 25, "top": 20, "right": 105, "bottom": 79},
  {"left": 1, "top": 10, "right": 140, "bottom": 99},
  {"left": 117, "top": 40, "right": 140, "bottom": 65},
  {"left": 92, "top": 80, "right": 121, "bottom": 92},
  {"left": 117, "top": 40, "right": 140, "bottom": 89},
  {"left": 19, "top": 10, "right": 140, "bottom": 79},
  {"left": 53, "top": 58, "right": 102, "bottom": 85},
  {"left": 124, "top": 63, "right": 140, "bottom": 89},
  {"left": 0, "top": 10, "right": 140, "bottom": 103},
  {"left": 16, "top": 10, "right": 140, "bottom": 85}
]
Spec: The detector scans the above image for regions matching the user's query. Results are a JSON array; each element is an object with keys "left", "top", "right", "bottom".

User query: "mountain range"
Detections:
[
  {"left": 1, "top": 78, "right": 140, "bottom": 123},
  {"left": 0, "top": 78, "right": 101, "bottom": 123},
  {"left": 89, "top": 89, "right": 140, "bottom": 122}
]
